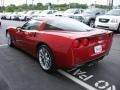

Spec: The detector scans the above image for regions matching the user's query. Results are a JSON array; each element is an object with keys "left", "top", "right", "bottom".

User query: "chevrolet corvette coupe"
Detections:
[{"left": 6, "top": 17, "right": 113, "bottom": 72}]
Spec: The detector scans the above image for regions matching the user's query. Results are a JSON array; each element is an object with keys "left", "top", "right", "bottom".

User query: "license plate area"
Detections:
[{"left": 94, "top": 45, "right": 102, "bottom": 54}]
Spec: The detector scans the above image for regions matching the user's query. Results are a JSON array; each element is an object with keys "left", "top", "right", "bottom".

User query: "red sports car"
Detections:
[{"left": 6, "top": 17, "right": 113, "bottom": 72}]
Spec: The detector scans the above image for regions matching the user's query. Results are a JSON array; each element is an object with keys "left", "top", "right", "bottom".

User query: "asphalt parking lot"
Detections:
[{"left": 0, "top": 20, "right": 120, "bottom": 90}]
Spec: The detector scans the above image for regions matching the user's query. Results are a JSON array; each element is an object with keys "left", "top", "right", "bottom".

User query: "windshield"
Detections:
[
  {"left": 106, "top": 9, "right": 120, "bottom": 16},
  {"left": 64, "top": 9, "right": 76, "bottom": 14},
  {"left": 46, "top": 18, "right": 92, "bottom": 32},
  {"left": 83, "top": 9, "right": 97, "bottom": 14}
]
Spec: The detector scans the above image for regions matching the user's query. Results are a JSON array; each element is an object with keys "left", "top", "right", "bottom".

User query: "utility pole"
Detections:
[
  {"left": 111, "top": 0, "right": 113, "bottom": 9},
  {"left": 109, "top": 0, "right": 113, "bottom": 9},
  {"left": 107, "top": 0, "right": 113, "bottom": 10}
]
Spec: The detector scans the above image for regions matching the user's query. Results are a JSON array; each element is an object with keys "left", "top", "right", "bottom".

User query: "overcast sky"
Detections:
[{"left": 1, "top": 0, "right": 120, "bottom": 6}]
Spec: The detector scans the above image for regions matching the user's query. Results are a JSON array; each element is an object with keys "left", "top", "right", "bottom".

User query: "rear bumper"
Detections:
[
  {"left": 74, "top": 52, "right": 108, "bottom": 68},
  {"left": 58, "top": 51, "right": 109, "bottom": 69},
  {"left": 72, "top": 49, "right": 110, "bottom": 67}
]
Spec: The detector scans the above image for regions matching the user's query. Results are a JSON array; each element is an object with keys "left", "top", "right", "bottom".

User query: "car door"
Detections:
[
  {"left": 18, "top": 20, "right": 42, "bottom": 54},
  {"left": 14, "top": 22, "right": 30, "bottom": 47}
]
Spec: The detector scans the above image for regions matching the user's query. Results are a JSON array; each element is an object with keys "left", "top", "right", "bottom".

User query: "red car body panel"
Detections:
[{"left": 6, "top": 19, "right": 113, "bottom": 69}]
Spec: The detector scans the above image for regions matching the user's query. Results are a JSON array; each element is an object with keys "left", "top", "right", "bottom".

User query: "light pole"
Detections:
[
  {"left": 26, "top": 0, "right": 27, "bottom": 6},
  {"left": 32, "top": 0, "right": 34, "bottom": 9},
  {"left": 68, "top": 2, "right": 70, "bottom": 8},
  {"left": 94, "top": 1, "right": 96, "bottom": 8},
  {"left": 111, "top": 0, "right": 113, "bottom": 9},
  {"left": 2, "top": 0, "right": 4, "bottom": 12}
]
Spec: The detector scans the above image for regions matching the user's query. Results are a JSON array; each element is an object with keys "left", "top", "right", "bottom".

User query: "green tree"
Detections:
[{"left": 6, "top": 4, "right": 17, "bottom": 12}]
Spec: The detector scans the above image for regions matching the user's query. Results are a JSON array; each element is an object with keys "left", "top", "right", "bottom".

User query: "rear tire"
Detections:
[{"left": 38, "top": 45, "right": 56, "bottom": 73}]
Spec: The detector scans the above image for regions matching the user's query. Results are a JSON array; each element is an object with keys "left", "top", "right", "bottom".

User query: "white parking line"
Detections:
[
  {"left": 58, "top": 69, "right": 97, "bottom": 90},
  {"left": 0, "top": 44, "right": 8, "bottom": 47}
]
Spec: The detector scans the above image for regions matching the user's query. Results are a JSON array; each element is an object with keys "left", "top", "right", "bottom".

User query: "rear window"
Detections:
[{"left": 44, "top": 18, "right": 92, "bottom": 32}]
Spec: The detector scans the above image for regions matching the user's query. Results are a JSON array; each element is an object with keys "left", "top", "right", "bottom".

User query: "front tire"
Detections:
[
  {"left": 38, "top": 45, "right": 56, "bottom": 73},
  {"left": 117, "top": 24, "right": 120, "bottom": 33},
  {"left": 6, "top": 32, "right": 13, "bottom": 47}
]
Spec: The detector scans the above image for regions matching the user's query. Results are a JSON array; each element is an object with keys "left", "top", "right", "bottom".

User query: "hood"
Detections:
[
  {"left": 97, "top": 15, "right": 120, "bottom": 19},
  {"left": 63, "top": 13, "right": 74, "bottom": 17},
  {"left": 22, "top": 14, "right": 31, "bottom": 17},
  {"left": 78, "top": 13, "right": 95, "bottom": 17},
  {"left": 40, "top": 14, "right": 48, "bottom": 17}
]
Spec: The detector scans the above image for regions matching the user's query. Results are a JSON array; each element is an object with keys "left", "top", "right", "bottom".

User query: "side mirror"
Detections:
[
  {"left": 96, "top": 12, "right": 100, "bottom": 15},
  {"left": 16, "top": 26, "right": 22, "bottom": 32}
]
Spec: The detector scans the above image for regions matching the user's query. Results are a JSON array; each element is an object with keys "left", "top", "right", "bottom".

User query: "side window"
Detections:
[
  {"left": 21, "top": 20, "right": 41, "bottom": 30},
  {"left": 44, "top": 24, "right": 61, "bottom": 30},
  {"left": 44, "top": 21, "right": 62, "bottom": 30},
  {"left": 21, "top": 22, "right": 30, "bottom": 30},
  {"left": 48, "top": 11, "right": 52, "bottom": 14}
]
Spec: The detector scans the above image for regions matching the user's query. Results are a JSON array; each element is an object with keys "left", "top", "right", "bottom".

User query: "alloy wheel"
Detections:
[
  {"left": 6, "top": 33, "right": 11, "bottom": 46},
  {"left": 38, "top": 46, "right": 52, "bottom": 70},
  {"left": 90, "top": 20, "right": 95, "bottom": 28}
]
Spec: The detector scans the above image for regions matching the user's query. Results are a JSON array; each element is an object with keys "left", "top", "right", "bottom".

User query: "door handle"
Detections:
[{"left": 25, "top": 32, "right": 36, "bottom": 37}]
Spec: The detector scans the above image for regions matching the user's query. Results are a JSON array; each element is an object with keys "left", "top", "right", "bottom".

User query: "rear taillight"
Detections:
[
  {"left": 72, "top": 38, "right": 89, "bottom": 48},
  {"left": 72, "top": 40, "right": 80, "bottom": 48},
  {"left": 82, "top": 38, "right": 89, "bottom": 46},
  {"left": 108, "top": 33, "right": 113, "bottom": 37}
]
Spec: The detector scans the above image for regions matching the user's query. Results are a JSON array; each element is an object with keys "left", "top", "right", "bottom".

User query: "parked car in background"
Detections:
[
  {"left": 10, "top": 12, "right": 20, "bottom": 20},
  {"left": 6, "top": 17, "right": 113, "bottom": 72},
  {"left": 19, "top": 11, "right": 35, "bottom": 21},
  {"left": 18, "top": 11, "right": 27, "bottom": 21},
  {"left": 1, "top": 13, "right": 8, "bottom": 19},
  {"left": 63, "top": 8, "right": 84, "bottom": 18},
  {"left": 6, "top": 12, "right": 13, "bottom": 20},
  {"left": 52, "top": 11, "right": 64, "bottom": 17},
  {"left": 39, "top": 10, "right": 58, "bottom": 17},
  {"left": 31, "top": 11, "right": 41, "bottom": 19},
  {"left": 80, "top": 8, "right": 106, "bottom": 27},
  {"left": 95, "top": 9, "right": 120, "bottom": 33},
  {"left": 73, "top": 14, "right": 84, "bottom": 22}
]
